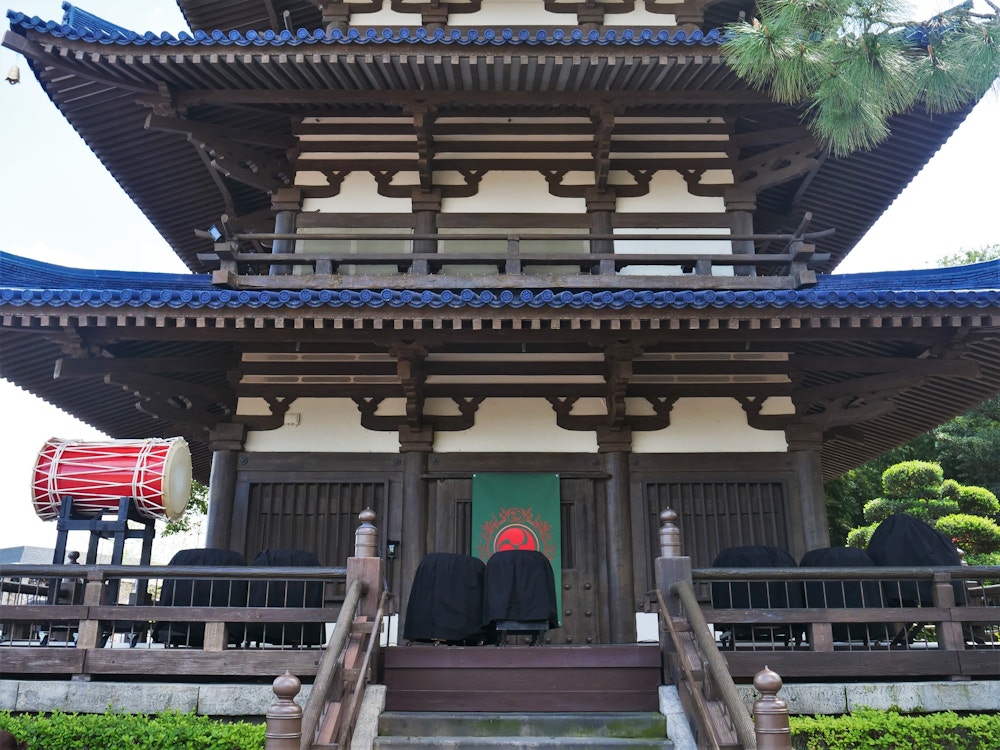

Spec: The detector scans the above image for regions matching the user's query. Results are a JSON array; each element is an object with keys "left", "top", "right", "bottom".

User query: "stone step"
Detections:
[
  {"left": 378, "top": 711, "right": 667, "bottom": 739},
  {"left": 374, "top": 711, "right": 673, "bottom": 750},
  {"left": 374, "top": 737, "right": 673, "bottom": 750}
]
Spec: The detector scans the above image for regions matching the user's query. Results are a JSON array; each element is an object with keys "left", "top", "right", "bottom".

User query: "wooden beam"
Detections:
[
  {"left": 55, "top": 355, "right": 238, "bottom": 379},
  {"left": 171, "top": 88, "right": 771, "bottom": 110}
]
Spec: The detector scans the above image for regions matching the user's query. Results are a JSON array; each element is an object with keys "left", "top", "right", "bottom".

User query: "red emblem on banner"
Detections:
[{"left": 478, "top": 506, "right": 555, "bottom": 560}]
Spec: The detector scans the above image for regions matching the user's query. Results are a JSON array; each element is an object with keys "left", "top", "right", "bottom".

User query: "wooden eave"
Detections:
[
  {"left": 4, "top": 297, "right": 1000, "bottom": 480},
  {"left": 3, "top": 24, "right": 976, "bottom": 276}
]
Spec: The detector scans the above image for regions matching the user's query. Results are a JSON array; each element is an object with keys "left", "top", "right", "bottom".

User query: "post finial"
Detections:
[
  {"left": 752, "top": 666, "right": 791, "bottom": 750},
  {"left": 659, "top": 508, "right": 681, "bottom": 558},
  {"left": 266, "top": 672, "right": 303, "bottom": 750},
  {"left": 354, "top": 508, "right": 378, "bottom": 557}
]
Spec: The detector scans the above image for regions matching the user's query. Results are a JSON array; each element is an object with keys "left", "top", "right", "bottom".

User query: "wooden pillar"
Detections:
[
  {"left": 729, "top": 210, "right": 755, "bottom": 276},
  {"left": 786, "top": 427, "right": 830, "bottom": 558},
  {"left": 601, "top": 439, "right": 637, "bottom": 643},
  {"left": 588, "top": 195, "right": 616, "bottom": 275},
  {"left": 411, "top": 189, "right": 441, "bottom": 274},
  {"left": 269, "top": 188, "right": 301, "bottom": 276},
  {"left": 205, "top": 423, "right": 246, "bottom": 550},
  {"left": 399, "top": 426, "right": 433, "bottom": 626}
]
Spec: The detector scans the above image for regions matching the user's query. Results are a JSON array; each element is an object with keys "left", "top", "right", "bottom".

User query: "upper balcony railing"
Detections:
[{"left": 201, "top": 218, "right": 833, "bottom": 291}]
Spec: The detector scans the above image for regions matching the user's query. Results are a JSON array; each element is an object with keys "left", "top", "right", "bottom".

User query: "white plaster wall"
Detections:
[
  {"left": 441, "top": 171, "right": 586, "bottom": 213},
  {"left": 239, "top": 396, "right": 787, "bottom": 453},
  {"left": 607, "top": 9, "right": 677, "bottom": 25},
  {"left": 433, "top": 398, "right": 599, "bottom": 452},
  {"left": 631, "top": 398, "right": 788, "bottom": 453},
  {"left": 300, "top": 172, "right": 411, "bottom": 213},
  {"left": 345, "top": 1, "right": 678, "bottom": 28},
  {"left": 240, "top": 398, "right": 400, "bottom": 452},
  {"left": 617, "top": 171, "right": 726, "bottom": 213},
  {"left": 451, "top": 0, "right": 567, "bottom": 26}
]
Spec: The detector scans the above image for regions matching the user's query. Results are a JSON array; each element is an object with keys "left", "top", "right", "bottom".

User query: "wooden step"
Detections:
[{"left": 383, "top": 645, "right": 662, "bottom": 712}]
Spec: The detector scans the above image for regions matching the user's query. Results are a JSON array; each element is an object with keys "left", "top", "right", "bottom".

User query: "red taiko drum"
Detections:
[{"left": 31, "top": 438, "right": 192, "bottom": 521}]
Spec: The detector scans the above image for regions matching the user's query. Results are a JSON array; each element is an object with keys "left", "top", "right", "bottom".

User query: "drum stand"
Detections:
[{"left": 47, "top": 497, "right": 157, "bottom": 646}]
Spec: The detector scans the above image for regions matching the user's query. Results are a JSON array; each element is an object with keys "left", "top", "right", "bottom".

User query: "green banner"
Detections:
[{"left": 472, "top": 472, "right": 562, "bottom": 625}]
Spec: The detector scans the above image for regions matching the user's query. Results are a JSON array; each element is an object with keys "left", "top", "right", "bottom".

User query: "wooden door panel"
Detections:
[{"left": 425, "top": 476, "right": 609, "bottom": 644}]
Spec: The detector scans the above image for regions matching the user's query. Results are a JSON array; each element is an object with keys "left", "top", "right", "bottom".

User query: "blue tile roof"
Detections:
[
  {"left": 8, "top": 8, "right": 724, "bottom": 47},
  {"left": 2, "top": 252, "right": 998, "bottom": 312},
  {"left": 59, "top": 1, "right": 135, "bottom": 39}
]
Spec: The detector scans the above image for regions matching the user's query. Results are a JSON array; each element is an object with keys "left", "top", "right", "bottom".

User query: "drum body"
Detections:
[{"left": 32, "top": 438, "right": 192, "bottom": 521}]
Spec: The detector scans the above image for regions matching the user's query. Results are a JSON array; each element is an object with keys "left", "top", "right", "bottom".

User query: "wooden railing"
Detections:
[
  {"left": 0, "top": 563, "right": 349, "bottom": 679},
  {"left": 204, "top": 222, "right": 834, "bottom": 291},
  {"left": 653, "top": 511, "right": 1000, "bottom": 686},
  {"left": 690, "top": 566, "right": 1000, "bottom": 681}
]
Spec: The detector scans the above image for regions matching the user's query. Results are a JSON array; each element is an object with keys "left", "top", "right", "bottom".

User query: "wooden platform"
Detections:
[{"left": 382, "top": 645, "right": 663, "bottom": 712}]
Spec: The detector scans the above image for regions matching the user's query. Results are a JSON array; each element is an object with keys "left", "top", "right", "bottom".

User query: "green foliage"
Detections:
[
  {"left": 846, "top": 459, "right": 999, "bottom": 553},
  {"left": 941, "top": 478, "right": 962, "bottom": 500},
  {"left": 881, "top": 461, "right": 943, "bottom": 500},
  {"left": 0, "top": 709, "right": 264, "bottom": 750},
  {"left": 935, "top": 513, "right": 1000, "bottom": 554},
  {"left": 862, "top": 496, "right": 959, "bottom": 524},
  {"left": 723, "top": 0, "right": 1000, "bottom": 155},
  {"left": 953, "top": 484, "right": 1000, "bottom": 517},
  {"left": 790, "top": 709, "right": 1000, "bottom": 749},
  {"left": 939, "top": 245, "right": 1000, "bottom": 267},
  {"left": 964, "top": 550, "right": 1000, "bottom": 566},
  {"left": 862, "top": 497, "right": 902, "bottom": 524},
  {"left": 934, "top": 398, "right": 1000, "bottom": 498},
  {"left": 846, "top": 522, "right": 878, "bottom": 550},
  {"left": 162, "top": 479, "right": 209, "bottom": 537},
  {"left": 823, "top": 436, "right": 935, "bottom": 545}
]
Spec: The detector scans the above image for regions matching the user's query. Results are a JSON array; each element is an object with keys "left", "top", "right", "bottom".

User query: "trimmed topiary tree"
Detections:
[
  {"left": 847, "top": 461, "right": 1000, "bottom": 558},
  {"left": 882, "top": 461, "right": 944, "bottom": 500}
]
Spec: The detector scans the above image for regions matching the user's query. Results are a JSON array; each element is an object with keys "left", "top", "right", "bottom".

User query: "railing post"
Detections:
[
  {"left": 753, "top": 666, "right": 791, "bottom": 750},
  {"left": 265, "top": 672, "right": 303, "bottom": 750},
  {"left": 348, "top": 509, "right": 385, "bottom": 619},
  {"left": 655, "top": 509, "right": 691, "bottom": 618},
  {"left": 73, "top": 570, "right": 106, "bottom": 653},
  {"left": 931, "top": 571, "right": 966, "bottom": 664}
]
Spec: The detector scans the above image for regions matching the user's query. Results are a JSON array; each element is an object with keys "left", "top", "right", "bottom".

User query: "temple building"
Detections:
[{"left": 3, "top": 0, "right": 999, "bottom": 645}]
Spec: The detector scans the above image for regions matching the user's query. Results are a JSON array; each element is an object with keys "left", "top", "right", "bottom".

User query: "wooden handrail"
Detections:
[
  {"left": 674, "top": 579, "right": 758, "bottom": 750},
  {"left": 336, "top": 590, "right": 388, "bottom": 748},
  {"left": 299, "top": 577, "right": 366, "bottom": 750},
  {"left": 656, "top": 588, "right": 724, "bottom": 750}
]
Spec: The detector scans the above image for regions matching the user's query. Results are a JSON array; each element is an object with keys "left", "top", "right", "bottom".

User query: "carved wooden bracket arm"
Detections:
[{"left": 353, "top": 396, "right": 484, "bottom": 432}]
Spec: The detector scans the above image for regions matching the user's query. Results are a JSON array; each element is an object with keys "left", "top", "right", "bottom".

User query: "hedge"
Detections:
[
  {"left": 0, "top": 710, "right": 265, "bottom": 750},
  {"left": 790, "top": 709, "right": 1000, "bottom": 749}
]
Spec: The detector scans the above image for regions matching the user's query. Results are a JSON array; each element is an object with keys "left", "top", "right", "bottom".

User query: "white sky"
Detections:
[{"left": 0, "top": 0, "right": 997, "bottom": 554}]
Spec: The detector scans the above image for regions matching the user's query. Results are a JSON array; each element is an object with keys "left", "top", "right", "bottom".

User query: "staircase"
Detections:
[
  {"left": 374, "top": 645, "right": 672, "bottom": 749},
  {"left": 374, "top": 711, "right": 674, "bottom": 749}
]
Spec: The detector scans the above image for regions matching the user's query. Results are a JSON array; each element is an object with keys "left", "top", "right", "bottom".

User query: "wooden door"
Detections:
[{"left": 426, "top": 475, "right": 609, "bottom": 644}]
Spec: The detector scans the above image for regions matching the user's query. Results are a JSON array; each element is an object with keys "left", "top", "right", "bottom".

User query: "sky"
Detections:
[{"left": 0, "top": 0, "right": 997, "bottom": 556}]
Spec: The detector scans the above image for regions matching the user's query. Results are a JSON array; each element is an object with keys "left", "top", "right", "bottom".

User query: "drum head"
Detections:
[{"left": 160, "top": 438, "right": 192, "bottom": 521}]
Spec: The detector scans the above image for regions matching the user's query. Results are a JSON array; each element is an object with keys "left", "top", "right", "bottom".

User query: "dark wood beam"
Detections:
[
  {"left": 788, "top": 356, "right": 981, "bottom": 377},
  {"left": 55, "top": 355, "right": 238, "bottom": 379},
  {"left": 170, "top": 88, "right": 771, "bottom": 110}
]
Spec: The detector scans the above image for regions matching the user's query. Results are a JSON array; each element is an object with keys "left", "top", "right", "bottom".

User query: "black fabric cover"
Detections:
[
  {"left": 799, "top": 546, "right": 886, "bottom": 641},
  {"left": 711, "top": 545, "right": 804, "bottom": 644},
  {"left": 245, "top": 549, "right": 325, "bottom": 647},
  {"left": 867, "top": 514, "right": 967, "bottom": 606},
  {"left": 403, "top": 553, "right": 490, "bottom": 643},
  {"left": 154, "top": 548, "right": 248, "bottom": 647},
  {"left": 483, "top": 550, "right": 558, "bottom": 629}
]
